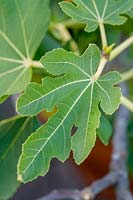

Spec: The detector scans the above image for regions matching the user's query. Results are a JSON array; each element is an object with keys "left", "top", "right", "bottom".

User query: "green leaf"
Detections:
[
  {"left": 0, "top": 116, "right": 40, "bottom": 200},
  {"left": 59, "top": 0, "right": 133, "bottom": 32},
  {"left": 97, "top": 115, "right": 112, "bottom": 145},
  {"left": 17, "top": 44, "right": 121, "bottom": 182},
  {"left": 0, "top": 0, "right": 50, "bottom": 96}
]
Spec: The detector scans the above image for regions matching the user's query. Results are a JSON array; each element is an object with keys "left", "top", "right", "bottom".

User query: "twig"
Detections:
[
  {"left": 81, "top": 172, "right": 118, "bottom": 200},
  {"left": 38, "top": 189, "right": 81, "bottom": 200},
  {"left": 111, "top": 83, "right": 132, "bottom": 200}
]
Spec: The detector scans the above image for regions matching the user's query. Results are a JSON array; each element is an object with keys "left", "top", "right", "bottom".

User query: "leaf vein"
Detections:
[{"left": 21, "top": 82, "right": 92, "bottom": 176}]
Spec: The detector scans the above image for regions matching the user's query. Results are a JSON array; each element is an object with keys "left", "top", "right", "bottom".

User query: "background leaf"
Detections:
[
  {"left": 59, "top": 0, "right": 133, "bottom": 32},
  {"left": 0, "top": 0, "right": 50, "bottom": 96},
  {"left": 0, "top": 116, "right": 40, "bottom": 200}
]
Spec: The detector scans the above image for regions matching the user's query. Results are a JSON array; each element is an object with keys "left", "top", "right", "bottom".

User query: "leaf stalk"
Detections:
[
  {"left": 110, "top": 35, "right": 133, "bottom": 61},
  {"left": 121, "top": 96, "right": 133, "bottom": 112},
  {"left": 93, "top": 56, "right": 107, "bottom": 81},
  {"left": 31, "top": 61, "right": 43, "bottom": 68},
  {"left": 49, "top": 22, "right": 80, "bottom": 54},
  {"left": 121, "top": 68, "right": 133, "bottom": 82},
  {"left": 99, "top": 21, "right": 108, "bottom": 49},
  {"left": 24, "top": 59, "right": 43, "bottom": 68}
]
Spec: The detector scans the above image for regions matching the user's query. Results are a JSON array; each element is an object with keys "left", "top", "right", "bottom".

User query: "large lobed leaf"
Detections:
[
  {"left": 0, "top": 0, "right": 50, "bottom": 97},
  {"left": 17, "top": 44, "right": 122, "bottom": 182},
  {"left": 59, "top": 0, "right": 133, "bottom": 32},
  {"left": 0, "top": 116, "right": 40, "bottom": 200}
]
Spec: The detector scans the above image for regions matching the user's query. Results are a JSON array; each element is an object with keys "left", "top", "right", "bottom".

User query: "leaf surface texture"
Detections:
[{"left": 17, "top": 45, "right": 122, "bottom": 182}]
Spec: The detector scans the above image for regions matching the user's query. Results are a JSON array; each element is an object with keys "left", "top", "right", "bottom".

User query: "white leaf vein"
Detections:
[
  {"left": 45, "top": 61, "right": 91, "bottom": 78},
  {"left": 21, "top": 82, "right": 92, "bottom": 176},
  {"left": 19, "top": 79, "right": 90, "bottom": 112}
]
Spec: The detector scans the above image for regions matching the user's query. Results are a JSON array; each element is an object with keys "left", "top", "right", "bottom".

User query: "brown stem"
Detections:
[
  {"left": 38, "top": 190, "right": 81, "bottom": 200},
  {"left": 81, "top": 172, "right": 118, "bottom": 200},
  {"left": 111, "top": 83, "right": 132, "bottom": 200}
]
